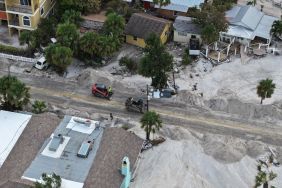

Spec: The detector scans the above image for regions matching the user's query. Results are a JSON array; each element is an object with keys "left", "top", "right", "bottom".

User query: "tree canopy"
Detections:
[
  {"left": 0, "top": 76, "right": 30, "bottom": 111},
  {"left": 153, "top": 0, "right": 170, "bottom": 8},
  {"left": 271, "top": 20, "right": 282, "bottom": 39},
  {"left": 257, "top": 78, "right": 275, "bottom": 104},
  {"left": 190, "top": 3, "right": 229, "bottom": 44},
  {"left": 139, "top": 33, "right": 173, "bottom": 89},
  {"left": 34, "top": 173, "right": 62, "bottom": 188},
  {"left": 56, "top": 23, "right": 79, "bottom": 50},
  {"left": 45, "top": 44, "right": 73, "bottom": 73},
  {"left": 140, "top": 111, "right": 162, "bottom": 140},
  {"left": 103, "top": 12, "right": 125, "bottom": 36},
  {"left": 61, "top": 10, "right": 82, "bottom": 27},
  {"left": 58, "top": 0, "right": 101, "bottom": 14}
]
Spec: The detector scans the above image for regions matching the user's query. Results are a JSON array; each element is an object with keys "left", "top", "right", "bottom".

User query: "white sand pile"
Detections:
[
  {"left": 176, "top": 55, "right": 282, "bottom": 105},
  {"left": 77, "top": 68, "right": 150, "bottom": 93},
  {"left": 197, "top": 56, "right": 282, "bottom": 104},
  {"left": 130, "top": 126, "right": 282, "bottom": 188}
]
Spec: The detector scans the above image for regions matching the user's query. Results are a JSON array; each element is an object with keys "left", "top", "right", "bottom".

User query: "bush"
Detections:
[
  {"left": 182, "top": 49, "right": 192, "bottom": 66},
  {"left": 121, "top": 124, "right": 129, "bottom": 130},
  {"left": 119, "top": 56, "right": 138, "bottom": 73},
  {"left": 0, "top": 43, "right": 33, "bottom": 57},
  {"left": 32, "top": 100, "right": 47, "bottom": 114}
]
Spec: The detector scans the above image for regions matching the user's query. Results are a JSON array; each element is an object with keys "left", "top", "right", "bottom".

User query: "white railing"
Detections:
[{"left": 0, "top": 53, "right": 36, "bottom": 63}]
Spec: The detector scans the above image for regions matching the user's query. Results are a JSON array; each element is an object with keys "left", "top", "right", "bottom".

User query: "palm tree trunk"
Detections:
[
  {"left": 263, "top": 182, "right": 268, "bottom": 188},
  {"left": 146, "top": 131, "right": 150, "bottom": 140}
]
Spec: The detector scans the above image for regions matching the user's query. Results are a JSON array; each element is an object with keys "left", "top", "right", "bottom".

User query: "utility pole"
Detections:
[
  {"left": 146, "top": 84, "right": 149, "bottom": 112},
  {"left": 172, "top": 71, "right": 176, "bottom": 91}
]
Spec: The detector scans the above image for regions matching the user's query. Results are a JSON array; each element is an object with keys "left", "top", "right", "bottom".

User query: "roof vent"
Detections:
[
  {"left": 77, "top": 141, "right": 93, "bottom": 158},
  {"left": 48, "top": 134, "right": 64, "bottom": 152},
  {"left": 73, "top": 118, "right": 91, "bottom": 127}
]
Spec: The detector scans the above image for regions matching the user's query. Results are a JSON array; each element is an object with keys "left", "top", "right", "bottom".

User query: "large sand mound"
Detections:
[
  {"left": 131, "top": 126, "right": 282, "bottom": 188},
  {"left": 77, "top": 68, "right": 144, "bottom": 94}
]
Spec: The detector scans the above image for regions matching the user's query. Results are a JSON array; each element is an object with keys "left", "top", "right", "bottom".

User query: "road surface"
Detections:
[{"left": 0, "top": 68, "right": 282, "bottom": 147}]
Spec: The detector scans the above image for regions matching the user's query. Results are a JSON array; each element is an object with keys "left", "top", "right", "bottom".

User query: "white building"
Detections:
[
  {"left": 173, "top": 16, "right": 202, "bottom": 43},
  {"left": 220, "top": 5, "right": 279, "bottom": 46}
]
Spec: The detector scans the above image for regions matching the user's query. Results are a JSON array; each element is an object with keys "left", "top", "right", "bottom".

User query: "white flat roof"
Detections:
[
  {"left": 22, "top": 176, "right": 84, "bottom": 188},
  {"left": 0, "top": 110, "right": 31, "bottom": 167},
  {"left": 67, "top": 116, "right": 98, "bottom": 134},
  {"left": 41, "top": 134, "right": 71, "bottom": 158}
]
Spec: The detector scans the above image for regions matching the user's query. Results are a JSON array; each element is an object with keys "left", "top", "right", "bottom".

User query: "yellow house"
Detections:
[
  {"left": 0, "top": 0, "right": 56, "bottom": 36},
  {"left": 124, "top": 13, "right": 171, "bottom": 48}
]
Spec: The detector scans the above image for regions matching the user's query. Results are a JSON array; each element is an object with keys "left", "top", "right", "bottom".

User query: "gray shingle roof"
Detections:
[
  {"left": 84, "top": 128, "right": 143, "bottom": 188},
  {"left": 173, "top": 16, "right": 201, "bottom": 34},
  {"left": 124, "top": 13, "right": 171, "bottom": 39},
  {"left": 0, "top": 113, "right": 61, "bottom": 187}
]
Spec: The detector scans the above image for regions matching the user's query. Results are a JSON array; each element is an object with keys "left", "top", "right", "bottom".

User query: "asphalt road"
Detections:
[{"left": 1, "top": 69, "right": 282, "bottom": 147}]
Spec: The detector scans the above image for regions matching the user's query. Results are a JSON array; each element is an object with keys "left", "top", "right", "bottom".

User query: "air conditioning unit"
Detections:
[
  {"left": 49, "top": 134, "right": 64, "bottom": 152},
  {"left": 73, "top": 118, "right": 91, "bottom": 127},
  {"left": 77, "top": 141, "right": 93, "bottom": 158}
]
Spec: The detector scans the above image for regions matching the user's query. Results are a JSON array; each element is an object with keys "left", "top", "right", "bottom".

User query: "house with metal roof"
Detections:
[
  {"left": 143, "top": 0, "right": 204, "bottom": 19},
  {"left": 124, "top": 13, "right": 172, "bottom": 48},
  {"left": 173, "top": 16, "right": 201, "bottom": 43},
  {"left": 220, "top": 5, "right": 279, "bottom": 46}
]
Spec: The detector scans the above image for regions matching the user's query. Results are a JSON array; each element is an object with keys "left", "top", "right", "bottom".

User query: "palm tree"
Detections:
[
  {"left": 32, "top": 100, "right": 47, "bottom": 114},
  {"left": 257, "top": 79, "right": 276, "bottom": 104},
  {"left": 140, "top": 111, "right": 162, "bottom": 140},
  {"left": 34, "top": 173, "right": 61, "bottom": 188},
  {"left": 0, "top": 76, "right": 30, "bottom": 111},
  {"left": 271, "top": 20, "right": 282, "bottom": 39},
  {"left": 254, "top": 158, "right": 277, "bottom": 188}
]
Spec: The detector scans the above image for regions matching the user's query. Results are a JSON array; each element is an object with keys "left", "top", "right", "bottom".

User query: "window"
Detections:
[
  {"left": 20, "top": 0, "right": 31, "bottom": 6},
  {"left": 178, "top": 32, "right": 187, "bottom": 36},
  {"left": 23, "top": 16, "right": 30, "bottom": 26},
  {"left": 191, "top": 35, "right": 196, "bottom": 39},
  {"left": 40, "top": 7, "right": 44, "bottom": 16},
  {"left": 133, "top": 36, "right": 137, "bottom": 41}
]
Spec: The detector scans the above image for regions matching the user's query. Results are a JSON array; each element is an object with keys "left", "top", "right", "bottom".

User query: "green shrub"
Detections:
[
  {"left": 0, "top": 44, "right": 33, "bottom": 57},
  {"left": 182, "top": 50, "right": 192, "bottom": 66},
  {"left": 121, "top": 124, "right": 129, "bottom": 130},
  {"left": 119, "top": 56, "right": 138, "bottom": 73},
  {"left": 32, "top": 100, "right": 47, "bottom": 114}
]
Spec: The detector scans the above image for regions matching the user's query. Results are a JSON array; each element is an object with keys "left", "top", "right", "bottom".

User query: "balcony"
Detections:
[
  {"left": 6, "top": 4, "right": 33, "bottom": 14},
  {"left": 9, "top": 18, "right": 20, "bottom": 26},
  {"left": 0, "top": 3, "right": 5, "bottom": 11}
]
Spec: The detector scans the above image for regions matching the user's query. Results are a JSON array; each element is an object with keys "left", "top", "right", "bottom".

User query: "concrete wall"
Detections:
[
  {"left": 126, "top": 22, "right": 171, "bottom": 48},
  {"left": 126, "top": 35, "right": 146, "bottom": 48},
  {"left": 174, "top": 30, "right": 202, "bottom": 43}
]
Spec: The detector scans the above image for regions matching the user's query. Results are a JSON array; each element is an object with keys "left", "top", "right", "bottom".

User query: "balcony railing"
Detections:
[
  {"left": 0, "top": 3, "right": 5, "bottom": 11},
  {"left": 9, "top": 19, "right": 20, "bottom": 26},
  {"left": 6, "top": 4, "right": 32, "bottom": 14}
]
